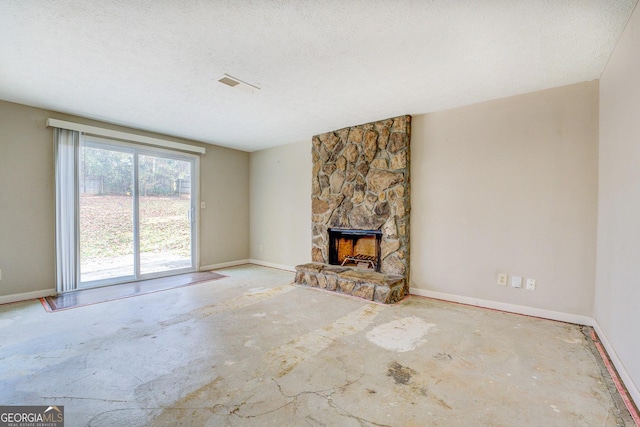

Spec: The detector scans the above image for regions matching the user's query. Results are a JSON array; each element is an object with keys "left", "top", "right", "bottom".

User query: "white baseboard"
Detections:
[
  {"left": 249, "top": 259, "right": 296, "bottom": 272},
  {"left": 0, "top": 289, "right": 56, "bottom": 305},
  {"left": 410, "top": 288, "right": 593, "bottom": 326},
  {"left": 200, "top": 259, "right": 250, "bottom": 271},
  {"left": 592, "top": 319, "right": 640, "bottom": 407},
  {"left": 200, "top": 259, "right": 296, "bottom": 272}
]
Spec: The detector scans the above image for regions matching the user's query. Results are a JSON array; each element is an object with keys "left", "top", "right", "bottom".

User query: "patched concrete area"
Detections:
[{"left": 0, "top": 265, "right": 634, "bottom": 426}]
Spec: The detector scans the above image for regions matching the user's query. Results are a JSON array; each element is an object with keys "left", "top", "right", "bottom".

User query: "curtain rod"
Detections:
[{"left": 46, "top": 118, "right": 206, "bottom": 154}]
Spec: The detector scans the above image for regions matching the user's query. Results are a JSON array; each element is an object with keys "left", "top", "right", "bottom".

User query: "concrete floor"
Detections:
[{"left": 0, "top": 265, "right": 633, "bottom": 426}]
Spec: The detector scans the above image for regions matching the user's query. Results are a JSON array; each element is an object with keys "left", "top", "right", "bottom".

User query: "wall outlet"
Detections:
[
  {"left": 200, "top": 201, "right": 206, "bottom": 209},
  {"left": 526, "top": 278, "right": 536, "bottom": 291},
  {"left": 497, "top": 273, "right": 508, "bottom": 286},
  {"left": 511, "top": 276, "right": 523, "bottom": 288},
  {"left": 259, "top": 244, "right": 264, "bottom": 253}
]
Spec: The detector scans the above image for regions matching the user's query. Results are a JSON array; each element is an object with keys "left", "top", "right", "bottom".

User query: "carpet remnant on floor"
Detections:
[{"left": 41, "top": 271, "right": 227, "bottom": 311}]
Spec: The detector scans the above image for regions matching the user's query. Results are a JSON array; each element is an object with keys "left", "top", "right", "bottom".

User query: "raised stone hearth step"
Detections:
[{"left": 294, "top": 263, "right": 406, "bottom": 304}]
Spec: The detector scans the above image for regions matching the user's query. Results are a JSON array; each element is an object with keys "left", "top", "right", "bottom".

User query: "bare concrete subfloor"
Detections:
[{"left": 0, "top": 265, "right": 634, "bottom": 426}]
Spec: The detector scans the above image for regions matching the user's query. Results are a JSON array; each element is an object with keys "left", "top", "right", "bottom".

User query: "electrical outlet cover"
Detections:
[
  {"left": 511, "top": 276, "right": 523, "bottom": 288},
  {"left": 526, "top": 278, "right": 536, "bottom": 290},
  {"left": 497, "top": 273, "right": 508, "bottom": 286}
]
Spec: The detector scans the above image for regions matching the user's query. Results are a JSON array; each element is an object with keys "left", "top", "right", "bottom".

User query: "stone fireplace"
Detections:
[{"left": 295, "top": 115, "right": 411, "bottom": 303}]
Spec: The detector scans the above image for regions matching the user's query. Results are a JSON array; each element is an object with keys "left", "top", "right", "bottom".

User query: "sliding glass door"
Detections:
[
  {"left": 78, "top": 137, "right": 196, "bottom": 287},
  {"left": 138, "top": 154, "right": 193, "bottom": 275}
]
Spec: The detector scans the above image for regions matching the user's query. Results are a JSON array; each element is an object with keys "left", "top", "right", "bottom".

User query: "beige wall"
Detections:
[
  {"left": 596, "top": 3, "right": 640, "bottom": 402},
  {"left": 0, "top": 100, "right": 249, "bottom": 298},
  {"left": 199, "top": 140, "right": 250, "bottom": 268},
  {"left": 247, "top": 82, "right": 599, "bottom": 317},
  {"left": 411, "top": 81, "right": 599, "bottom": 316},
  {"left": 249, "top": 140, "right": 311, "bottom": 268}
]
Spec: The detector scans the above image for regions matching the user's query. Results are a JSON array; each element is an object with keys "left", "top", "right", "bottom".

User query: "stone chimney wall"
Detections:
[{"left": 311, "top": 115, "right": 410, "bottom": 282}]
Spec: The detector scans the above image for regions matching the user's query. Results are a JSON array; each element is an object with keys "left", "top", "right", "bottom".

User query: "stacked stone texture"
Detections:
[
  {"left": 300, "top": 115, "right": 411, "bottom": 303},
  {"left": 295, "top": 263, "right": 406, "bottom": 304}
]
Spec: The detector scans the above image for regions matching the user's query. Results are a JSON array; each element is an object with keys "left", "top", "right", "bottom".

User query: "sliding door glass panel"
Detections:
[
  {"left": 79, "top": 144, "right": 134, "bottom": 283},
  {"left": 138, "top": 154, "right": 193, "bottom": 275},
  {"left": 78, "top": 137, "right": 196, "bottom": 288}
]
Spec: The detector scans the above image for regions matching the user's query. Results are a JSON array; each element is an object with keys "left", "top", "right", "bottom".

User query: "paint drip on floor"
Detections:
[{"left": 366, "top": 316, "right": 436, "bottom": 352}]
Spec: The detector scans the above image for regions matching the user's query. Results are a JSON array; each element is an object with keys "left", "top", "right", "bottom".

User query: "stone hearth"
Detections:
[
  {"left": 295, "top": 263, "right": 405, "bottom": 304},
  {"left": 295, "top": 115, "right": 411, "bottom": 303}
]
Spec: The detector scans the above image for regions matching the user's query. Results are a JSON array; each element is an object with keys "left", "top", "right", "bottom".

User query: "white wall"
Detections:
[
  {"left": 411, "top": 81, "right": 599, "bottom": 317},
  {"left": 596, "top": 3, "right": 640, "bottom": 403},
  {"left": 0, "top": 100, "right": 250, "bottom": 299},
  {"left": 249, "top": 140, "right": 311, "bottom": 269}
]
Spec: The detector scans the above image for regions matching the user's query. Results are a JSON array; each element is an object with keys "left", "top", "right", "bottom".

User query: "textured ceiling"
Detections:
[{"left": 0, "top": 1, "right": 636, "bottom": 152}]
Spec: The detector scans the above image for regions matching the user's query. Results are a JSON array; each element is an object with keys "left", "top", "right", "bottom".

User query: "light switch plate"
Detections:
[{"left": 511, "top": 276, "right": 523, "bottom": 288}]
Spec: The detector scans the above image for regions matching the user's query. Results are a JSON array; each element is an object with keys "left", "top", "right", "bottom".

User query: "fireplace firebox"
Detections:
[{"left": 328, "top": 228, "right": 382, "bottom": 271}]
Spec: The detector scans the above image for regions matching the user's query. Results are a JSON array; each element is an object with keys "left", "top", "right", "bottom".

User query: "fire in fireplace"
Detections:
[{"left": 328, "top": 228, "right": 382, "bottom": 271}]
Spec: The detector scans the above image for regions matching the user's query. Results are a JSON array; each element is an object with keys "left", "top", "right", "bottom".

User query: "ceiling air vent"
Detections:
[
  {"left": 217, "top": 74, "right": 260, "bottom": 93},
  {"left": 218, "top": 76, "right": 240, "bottom": 87}
]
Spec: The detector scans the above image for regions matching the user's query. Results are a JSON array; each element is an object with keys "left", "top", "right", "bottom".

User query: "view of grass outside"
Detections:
[
  {"left": 79, "top": 144, "right": 193, "bottom": 283},
  {"left": 80, "top": 195, "right": 191, "bottom": 258}
]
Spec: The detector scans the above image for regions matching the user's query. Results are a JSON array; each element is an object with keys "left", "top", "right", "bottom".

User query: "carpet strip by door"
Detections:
[{"left": 41, "top": 271, "right": 227, "bottom": 312}]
